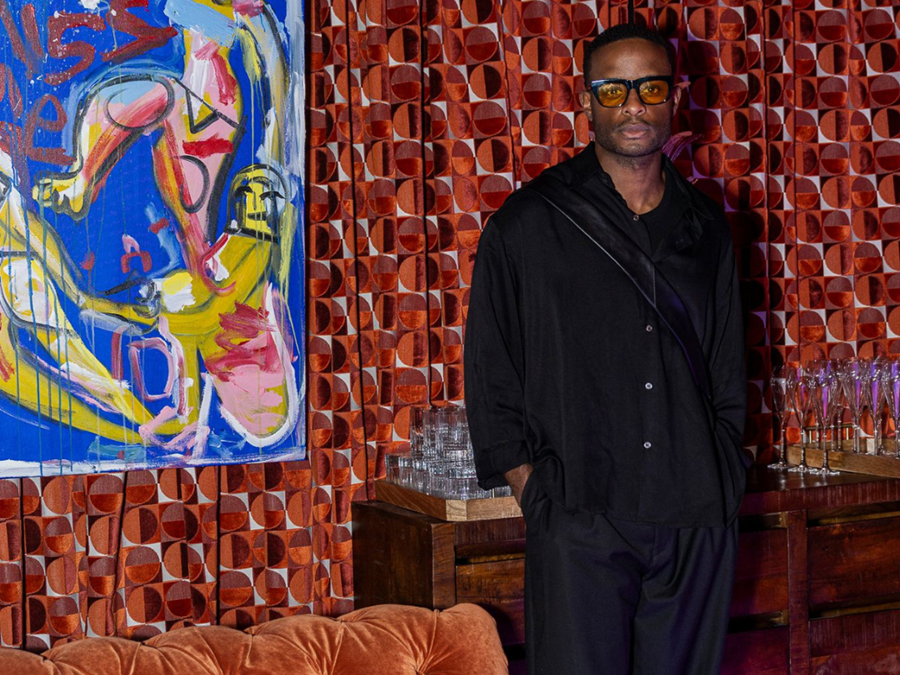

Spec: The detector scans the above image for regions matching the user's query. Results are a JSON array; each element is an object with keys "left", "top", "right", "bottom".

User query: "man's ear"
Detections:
[
  {"left": 671, "top": 80, "right": 689, "bottom": 116},
  {"left": 580, "top": 90, "right": 593, "bottom": 121}
]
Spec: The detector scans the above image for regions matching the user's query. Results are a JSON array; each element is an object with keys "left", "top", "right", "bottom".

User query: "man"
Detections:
[{"left": 464, "top": 23, "right": 749, "bottom": 675}]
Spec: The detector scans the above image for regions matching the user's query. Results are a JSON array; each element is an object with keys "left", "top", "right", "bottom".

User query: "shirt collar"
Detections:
[{"left": 569, "top": 143, "right": 709, "bottom": 256}]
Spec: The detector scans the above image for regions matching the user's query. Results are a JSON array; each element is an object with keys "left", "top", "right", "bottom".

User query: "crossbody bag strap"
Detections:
[{"left": 527, "top": 177, "right": 712, "bottom": 401}]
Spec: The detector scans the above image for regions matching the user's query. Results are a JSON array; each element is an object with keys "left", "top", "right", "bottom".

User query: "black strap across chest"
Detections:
[{"left": 526, "top": 175, "right": 712, "bottom": 401}]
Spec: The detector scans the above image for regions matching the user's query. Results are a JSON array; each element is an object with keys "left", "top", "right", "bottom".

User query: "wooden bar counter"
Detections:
[{"left": 353, "top": 466, "right": 900, "bottom": 674}]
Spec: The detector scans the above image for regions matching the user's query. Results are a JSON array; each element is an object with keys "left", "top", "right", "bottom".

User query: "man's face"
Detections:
[{"left": 580, "top": 38, "right": 682, "bottom": 161}]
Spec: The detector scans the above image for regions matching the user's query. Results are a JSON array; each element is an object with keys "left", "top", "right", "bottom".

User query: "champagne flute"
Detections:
[
  {"left": 770, "top": 366, "right": 791, "bottom": 469},
  {"left": 808, "top": 360, "right": 828, "bottom": 457},
  {"left": 789, "top": 368, "right": 816, "bottom": 473},
  {"left": 886, "top": 362, "right": 900, "bottom": 458},
  {"left": 841, "top": 359, "right": 866, "bottom": 454},
  {"left": 810, "top": 369, "right": 839, "bottom": 475},
  {"left": 830, "top": 359, "right": 848, "bottom": 454},
  {"left": 867, "top": 359, "right": 887, "bottom": 455}
]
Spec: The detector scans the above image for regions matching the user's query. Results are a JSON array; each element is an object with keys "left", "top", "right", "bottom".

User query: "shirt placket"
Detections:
[{"left": 637, "top": 301, "right": 663, "bottom": 477}]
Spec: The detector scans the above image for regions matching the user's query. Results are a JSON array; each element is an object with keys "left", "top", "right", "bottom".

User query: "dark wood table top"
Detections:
[{"left": 741, "top": 465, "right": 900, "bottom": 516}]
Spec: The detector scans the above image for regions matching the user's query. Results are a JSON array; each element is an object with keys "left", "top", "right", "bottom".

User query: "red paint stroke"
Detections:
[
  {"left": 0, "top": 0, "right": 38, "bottom": 76},
  {"left": 129, "top": 338, "right": 175, "bottom": 401},
  {"left": 219, "top": 303, "right": 271, "bottom": 340},
  {"left": 205, "top": 303, "right": 283, "bottom": 381},
  {"left": 4, "top": 66, "right": 22, "bottom": 119},
  {"left": 80, "top": 251, "right": 95, "bottom": 271},
  {"left": 83, "top": 87, "right": 169, "bottom": 179},
  {"left": 234, "top": 0, "right": 265, "bottom": 17},
  {"left": 120, "top": 250, "right": 152, "bottom": 274},
  {"left": 182, "top": 137, "right": 234, "bottom": 158},
  {"left": 211, "top": 50, "right": 238, "bottom": 105},
  {"left": 149, "top": 217, "right": 170, "bottom": 234},
  {"left": 139, "top": 405, "right": 177, "bottom": 443},
  {"left": 110, "top": 328, "right": 125, "bottom": 380},
  {"left": 195, "top": 39, "right": 218, "bottom": 60},
  {"left": 0, "top": 316, "right": 13, "bottom": 382},
  {"left": 102, "top": 0, "right": 178, "bottom": 65},
  {"left": 46, "top": 13, "right": 105, "bottom": 86},
  {"left": 24, "top": 94, "right": 73, "bottom": 165},
  {"left": 0, "top": 353, "right": 12, "bottom": 381},
  {"left": 20, "top": 4, "right": 43, "bottom": 61},
  {"left": 198, "top": 234, "right": 236, "bottom": 295}
]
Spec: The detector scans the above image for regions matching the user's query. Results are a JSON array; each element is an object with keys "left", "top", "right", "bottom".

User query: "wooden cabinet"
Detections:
[
  {"left": 353, "top": 502, "right": 527, "bottom": 649},
  {"left": 353, "top": 467, "right": 900, "bottom": 674}
]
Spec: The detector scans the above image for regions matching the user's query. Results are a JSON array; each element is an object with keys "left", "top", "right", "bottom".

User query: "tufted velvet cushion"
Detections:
[{"left": 0, "top": 604, "right": 509, "bottom": 675}]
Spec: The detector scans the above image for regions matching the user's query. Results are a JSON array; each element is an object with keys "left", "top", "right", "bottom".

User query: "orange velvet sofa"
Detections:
[{"left": 0, "top": 603, "right": 509, "bottom": 674}]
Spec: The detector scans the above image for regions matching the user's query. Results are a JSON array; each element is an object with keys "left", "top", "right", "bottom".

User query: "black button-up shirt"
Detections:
[
  {"left": 464, "top": 145, "right": 749, "bottom": 528},
  {"left": 639, "top": 168, "right": 682, "bottom": 255}
]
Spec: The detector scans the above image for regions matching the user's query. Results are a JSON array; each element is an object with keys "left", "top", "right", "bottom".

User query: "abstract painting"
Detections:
[{"left": 0, "top": 0, "right": 305, "bottom": 476}]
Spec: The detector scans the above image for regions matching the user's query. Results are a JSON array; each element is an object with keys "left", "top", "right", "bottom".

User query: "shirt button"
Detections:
[
  {"left": 645, "top": 382, "right": 653, "bottom": 390},
  {"left": 643, "top": 442, "right": 652, "bottom": 449},
  {"left": 646, "top": 325, "right": 653, "bottom": 332},
  {"left": 632, "top": 214, "right": 639, "bottom": 221}
]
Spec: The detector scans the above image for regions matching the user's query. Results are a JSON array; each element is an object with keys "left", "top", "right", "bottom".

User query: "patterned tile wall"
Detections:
[{"left": 3, "top": 0, "right": 900, "bottom": 650}]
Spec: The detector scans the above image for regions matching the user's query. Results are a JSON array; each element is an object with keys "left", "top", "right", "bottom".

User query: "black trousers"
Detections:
[{"left": 521, "top": 477, "right": 739, "bottom": 675}]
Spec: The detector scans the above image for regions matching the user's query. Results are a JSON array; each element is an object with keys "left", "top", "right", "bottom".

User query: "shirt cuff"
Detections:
[{"left": 474, "top": 439, "right": 531, "bottom": 490}]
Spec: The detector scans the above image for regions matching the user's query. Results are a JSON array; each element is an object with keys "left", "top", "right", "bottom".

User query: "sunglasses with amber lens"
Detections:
[{"left": 589, "top": 76, "right": 675, "bottom": 108}]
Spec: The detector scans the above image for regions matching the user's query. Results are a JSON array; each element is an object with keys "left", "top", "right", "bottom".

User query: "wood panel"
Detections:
[
  {"left": 810, "top": 610, "right": 900, "bottom": 674},
  {"left": 731, "top": 528, "right": 789, "bottom": 619},
  {"left": 454, "top": 517, "right": 526, "bottom": 549},
  {"left": 352, "top": 502, "right": 456, "bottom": 609},
  {"left": 720, "top": 628, "right": 789, "bottom": 675},
  {"left": 808, "top": 517, "right": 900, "bottom": 613},
  {"left": 787, "top": 510, "right": 810, "bottom": 675},
  {"left": 456, "top": 558, "right": 526, "bottom": 646}
]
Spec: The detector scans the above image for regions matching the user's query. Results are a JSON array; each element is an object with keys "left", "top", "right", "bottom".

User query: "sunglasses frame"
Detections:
[{"left": 589, "top": 75, "right": 676, "bottom": 108}]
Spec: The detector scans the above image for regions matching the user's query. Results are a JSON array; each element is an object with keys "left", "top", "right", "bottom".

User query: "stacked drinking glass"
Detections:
[{"left": 385, "top": 404, "right": 512, "bottom": 499}]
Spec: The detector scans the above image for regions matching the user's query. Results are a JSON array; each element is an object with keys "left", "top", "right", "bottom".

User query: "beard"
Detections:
[{"left": 593, "top": 116, "right": 672, "bottom": 159}]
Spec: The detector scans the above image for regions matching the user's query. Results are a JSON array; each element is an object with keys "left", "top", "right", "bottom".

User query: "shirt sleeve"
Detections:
[
  {"left": 464, "top": 214, "right": 532, "bottom": 490},
  {"left": 708, "top": 224, "right": 751, "bottom": 468}
]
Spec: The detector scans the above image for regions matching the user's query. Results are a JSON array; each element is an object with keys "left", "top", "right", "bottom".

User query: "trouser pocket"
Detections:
[{"left": 519, "top": 473, "right": 543, "bottom": 522}]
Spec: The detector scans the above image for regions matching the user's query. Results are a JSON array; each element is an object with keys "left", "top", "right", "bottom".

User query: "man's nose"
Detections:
[{"left": 621, "top": 87, "right": 647, "bottom": 115}]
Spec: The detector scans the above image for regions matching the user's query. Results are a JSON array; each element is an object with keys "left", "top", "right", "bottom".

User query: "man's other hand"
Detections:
[{"left": 504, "top": 463, "right": 534, "bottom": 507}]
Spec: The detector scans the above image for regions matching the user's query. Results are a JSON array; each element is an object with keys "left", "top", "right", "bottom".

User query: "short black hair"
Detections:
[{"left": 582, "top": 24, "right": 675, "bottom": 88}]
